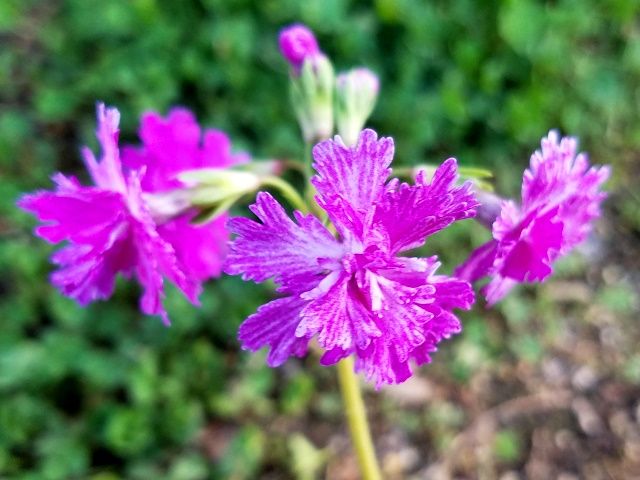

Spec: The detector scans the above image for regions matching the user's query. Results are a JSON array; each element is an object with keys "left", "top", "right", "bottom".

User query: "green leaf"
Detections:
[
  {"left": 493, "top": 429, "right": 522, "bottom": 463},
  {"left": 216, "top": 425, "right": 265, "bottom": 480},
  {"left": 288, "top": 434, "right": 328, "bottom": 480}
]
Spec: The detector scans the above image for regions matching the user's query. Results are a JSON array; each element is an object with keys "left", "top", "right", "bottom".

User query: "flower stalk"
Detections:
[
  {"left": 337, "top": 357, "right": 383, "bottom": 480},
  {"left": 260, "top": 175, "right": 309, "bottom": 214}
]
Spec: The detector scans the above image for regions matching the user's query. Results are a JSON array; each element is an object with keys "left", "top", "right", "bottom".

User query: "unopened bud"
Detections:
[
  {"left": 175, "top": 168, "right": 262, "bottom": 223},
  {"left": 143, "top": 189, "right": 193, "bottom": 224},
  {"left": 290, "top": 54, "right": 335, "bottom": 142},
  {"left": 179, "top": 169, "right": 260, "bottom": 204},
  {"left": 473, "top": 189, "right": 503, "bottom": 230},
  {"left": 335, "top": 68, "right": 379, "bottom": 146},
  {"left": 278, "top": 24, "right": 320, "bottom": 72}
]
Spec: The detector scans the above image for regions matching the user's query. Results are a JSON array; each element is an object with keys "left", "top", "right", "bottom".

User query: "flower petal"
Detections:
[
  {"left": 224, "top": 192, "right": 344, "bottom": 294},
  {"left": 125, "top": 173, "right": 200, "bottom": 324},
  {"left": 81, "top": 103, "right": 127, "bottom": 193},
  {"left": 354, "top": 341, "right": 413, "bottom": 387},
  {"left": 521, "top": 130, "right": 610, "bottom": 253},
  {"left": 18, "top": 176, "right": 126, "bottom": 244},
  {"left": 297, "top": 272, "right": 382, "bottom": 352},
  {"left": 455, "top": 241, "right": 498, "bottom": 283},
  {"left": 483, "top": 275, "right": 517, "bottom": 306},
  {"left": 353, "top": 261, "right": 472, "bottom": 387},
  {"left": 460, "top": 131, "right": 609, "bottom": 304},
  {"left": 499, "top": 207, "right": 563, "bottom": 282},
  {"left": 238, "top": 296, "right": 310, "bottom": 367},
  {"left": 157, "top": 213, "right": 228, "bottom": 281},
  {"left": 300, "top": 255, "right": 473, "bottom": 386},
  {"left": 312, "top": 129, "right": 394, "bottom": 241},
  {"left": 122, "top": 108, "right": 247, "bottom": 192},
  {"left": 376, "top": 158, "right": 478, "bottom": 254},
  {"left": 50, "top": 231, "right": 135, "bottom": 306}
]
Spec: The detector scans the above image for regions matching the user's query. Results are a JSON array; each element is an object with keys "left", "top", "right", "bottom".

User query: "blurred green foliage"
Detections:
[
  {"left": 493, "top": 429, "right": 522, "bottom": 464},
  {"left": 1, "top": 0, "right": 638, "bottom": 478}
]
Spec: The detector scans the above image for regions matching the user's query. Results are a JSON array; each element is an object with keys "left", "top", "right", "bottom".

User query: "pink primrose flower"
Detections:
[
  {"left": 456, "top": 131, "right": 610, "bottom": 304},
  {"left": 225, "top": 129, "right": 478, "bottom": 386}
]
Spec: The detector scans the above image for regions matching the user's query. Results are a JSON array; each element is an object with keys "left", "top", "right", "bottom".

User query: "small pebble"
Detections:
[{"left": 572, "top": 365, "right": 599, "bottom": 391}]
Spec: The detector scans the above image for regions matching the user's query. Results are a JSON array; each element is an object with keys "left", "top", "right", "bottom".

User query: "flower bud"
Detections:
[
  {"left": 141, "top": 157, "right": 277, "bottom": 225},
  {"left": 472, "top": 189, "right": 503, "bottom": 230},
  {"left": 290, "top": 54, "right": 335, "bottom": 142},
  {"left": 143, "top": 189, "right": 193, "bottom": 223},
  {"left": 278, "top": 24, "right": 320, "bottom": 72},
  {"left": 179, "top": 169, "right": 260, "bottom": 204},
  {"left": 335, "top": 68, "right": 379, "bottom": 146},
  {"left": 176, "top": 168, "right": 262, "bottom": 223}
]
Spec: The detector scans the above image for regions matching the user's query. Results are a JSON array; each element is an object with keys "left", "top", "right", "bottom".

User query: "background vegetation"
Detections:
[{"left": 1, "top": 0, "right": 639, "bottom": 478}]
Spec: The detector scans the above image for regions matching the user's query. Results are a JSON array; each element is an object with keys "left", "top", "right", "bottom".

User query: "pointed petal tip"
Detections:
[
  {"left": 95, "top": 101, "right": 121, "bottom": 129},
  {"left": 438, "top": 157, "right": 459, "bottom": 174},
  {"left": 16, "top": 192, "right": 36, "bottom": 211}
]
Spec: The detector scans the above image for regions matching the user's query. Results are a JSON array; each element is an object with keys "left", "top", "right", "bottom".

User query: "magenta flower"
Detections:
[
  {"left": 278, "top": 23, "right": 321, "bottom": 70},
  {"left": 456, "top": 131, "right": 610, "bottom": 305},
  {"left": 122, "top": 108, "right": 248, "bottom": 281},
  {"left": 225, "top": 129, "right": 478, "bottom": 386},
  {"left": 18, "top": 103, "right": 238, "bottom": 324}
]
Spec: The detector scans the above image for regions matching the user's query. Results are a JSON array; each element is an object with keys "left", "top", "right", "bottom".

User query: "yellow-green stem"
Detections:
[
  {"left": 302, "top": 142, "right": 316, "bottom": 206},
  {"left": 336, "top": 357, "right": 382, "bottom": 480},
  {"left": 302, "top": 141, "right": 328, "bottom": 220},
  {"left": 260, "top": 176, "right": 309, "bottom": 213},
  {"left": 303, "top": 141, "right": 313, "bottom": 182}
]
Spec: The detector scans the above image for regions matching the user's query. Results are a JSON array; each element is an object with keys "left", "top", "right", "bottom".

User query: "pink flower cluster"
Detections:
[
  {"left": 19, "top": 104, "right": 245, "bottom": 324},
  {"left": 456, "top": 131, "right": 610, "bottom": 304},
  {"left": 224, "top": 130, "right": 478, "bottom": 386},
  {"left": 17, "top": 22, "right": 611, "bottom": 386}
]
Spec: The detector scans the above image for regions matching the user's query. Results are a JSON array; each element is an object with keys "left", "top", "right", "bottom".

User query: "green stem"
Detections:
[
  {"left": 260, "top": 176, "right": 309, "bottom": 213},
  {"left": 302, "top": 142, "right": 316, "bottom": 206},
  {"left": 336, "top": 357, "right": 382, "bottom": 480},
  {"left": 303, "top": 141, "right": 313, "bottom": 183},
  {"left": 302, "top": 142, "right": 328, "bottom": 220}
]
